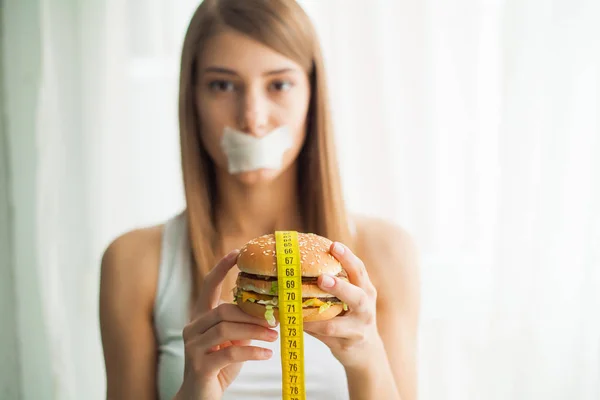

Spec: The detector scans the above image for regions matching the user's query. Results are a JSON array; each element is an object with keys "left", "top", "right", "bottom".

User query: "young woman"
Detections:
[{"left": 99, "top": 1, "right": 420, "bottom": 399}]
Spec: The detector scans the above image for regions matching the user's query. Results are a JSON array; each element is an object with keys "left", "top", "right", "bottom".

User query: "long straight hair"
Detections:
[{"left": 178, "top": 0, "right": 352, "bottom": 295}]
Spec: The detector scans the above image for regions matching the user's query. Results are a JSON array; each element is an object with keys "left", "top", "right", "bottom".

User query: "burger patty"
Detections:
[
  {"left": 303, "top": 297, "right": 343, "bottom": 304},
  {"left": 239, "top": 271, "right": 346, "bottom": 283},
  {"left": 235, "top": 287, "right": 343, "bottom": 304},
  {"left": 268, "top": 296, "right": 343, "bottom": 306}
]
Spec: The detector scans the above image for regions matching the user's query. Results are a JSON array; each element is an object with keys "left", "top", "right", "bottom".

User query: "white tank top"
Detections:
[{"left": 153, "top": 212, "right": 350, "bottom": 400}]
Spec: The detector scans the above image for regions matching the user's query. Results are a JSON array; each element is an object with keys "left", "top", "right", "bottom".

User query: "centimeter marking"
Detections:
[{"left": 275, "top": 231, "right": 306, "bottom": 400}]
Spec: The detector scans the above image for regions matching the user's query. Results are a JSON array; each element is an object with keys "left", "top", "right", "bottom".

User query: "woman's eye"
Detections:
[
  {"left": 270, "top": 80, "right": 294, "bottom": 92},
  {"left": 208, "top": 80, "right": 235, "bottom": 92}
]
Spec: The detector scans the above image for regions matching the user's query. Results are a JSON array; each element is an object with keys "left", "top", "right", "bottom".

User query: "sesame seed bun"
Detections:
[{"left": 237, "top": 233, "right": 342, "bottom": 277}]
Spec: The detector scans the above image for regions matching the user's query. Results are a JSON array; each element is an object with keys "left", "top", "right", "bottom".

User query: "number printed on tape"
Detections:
[{"left": 275, "top": 231, "right": 306, "bottom": 400}]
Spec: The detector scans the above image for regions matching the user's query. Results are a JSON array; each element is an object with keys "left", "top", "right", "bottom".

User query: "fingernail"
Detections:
[
  {"left": 229, "top": 249, "right": 240, "bottom": 259},
  {"left": 332, "top": 242, "right": 345, "bottom": 255},
  {"left": 262, "top": 349, "right": 273, "bottom": 359},
  {"left": 321, "top": 274, "right": 335, "bottom": 288},
  {"left": 267, "top": 329, "right": 278, "bottom": 339}
]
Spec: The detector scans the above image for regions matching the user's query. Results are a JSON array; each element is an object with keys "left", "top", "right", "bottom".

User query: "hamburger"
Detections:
[{"left": 234, "top": 233, "right": 348, "bottom": 326}]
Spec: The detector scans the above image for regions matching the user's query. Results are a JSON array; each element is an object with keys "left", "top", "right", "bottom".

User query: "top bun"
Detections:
[{"left": 237, "top": 233, "right": 342, "bottom": 277}]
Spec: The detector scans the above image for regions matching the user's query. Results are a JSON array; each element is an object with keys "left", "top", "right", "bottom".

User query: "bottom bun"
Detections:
[{"left": 237, "top": 300, "right": 344, "bottom": 322}]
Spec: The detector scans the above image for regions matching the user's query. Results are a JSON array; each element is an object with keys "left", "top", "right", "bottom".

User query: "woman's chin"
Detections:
[{"left": 233, "top": 168, "right": 281, "bottom": 185}]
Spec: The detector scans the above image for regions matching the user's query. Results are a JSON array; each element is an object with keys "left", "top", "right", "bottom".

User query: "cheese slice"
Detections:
[
  {"left": 302, "top": 298, "right": 327, "bottom": 307},
  {"left": 241, "top": 291, "right": 273, "bottom": 303},
  {"left": 240, "top": 290, "right": 332, "bottom": 308}
]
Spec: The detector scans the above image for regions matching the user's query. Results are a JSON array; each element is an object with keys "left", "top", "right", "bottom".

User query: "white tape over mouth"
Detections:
[{"left": 220, "top": 126, "right": 293, "bottom": 174}]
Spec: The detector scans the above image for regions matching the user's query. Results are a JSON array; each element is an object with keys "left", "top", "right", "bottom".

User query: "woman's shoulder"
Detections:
[
  {"left": 101, "top": 224, "right": 165, "bottom": 274},
  {"left": 350, "top": 214, "right": 420, "bottom": 288},
  {"left": 351, "top": 214, "right": 417, "bottom": 254},
  {"left": 100, "top": 223, "right": 165, "bottom": 311}
]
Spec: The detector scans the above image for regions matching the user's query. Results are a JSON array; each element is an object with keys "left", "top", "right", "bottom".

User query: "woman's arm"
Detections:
[
  {"left": 99, "top": 227, "right": 162, "bottom": 400},
  {"left": 303, "top": 217, "right": 420, "bottom": 400},
  {"left": 345, "top": 339, "right": 401, "bottom": 399},
  {"left": 355, "top": 217, "right": 421, "bottom": 400}
]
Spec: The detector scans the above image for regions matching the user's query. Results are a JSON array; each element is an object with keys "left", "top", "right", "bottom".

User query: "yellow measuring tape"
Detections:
[{"left": 275, "top": 231, "right": 306, "bottom": 400}]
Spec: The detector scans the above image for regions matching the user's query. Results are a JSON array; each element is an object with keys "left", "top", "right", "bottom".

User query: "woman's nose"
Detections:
[{"left": 238, "top": 88, "right": 268, "bottom": 137}]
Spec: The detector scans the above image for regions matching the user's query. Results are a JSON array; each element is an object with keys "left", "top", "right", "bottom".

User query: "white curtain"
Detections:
[{"left": 22, "top": 0, "right": 600, "bottom": 398}]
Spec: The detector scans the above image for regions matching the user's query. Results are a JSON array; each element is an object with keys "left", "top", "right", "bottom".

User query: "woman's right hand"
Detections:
[{"left": 175, "top": 250, "right": 279, "bottom": 400}]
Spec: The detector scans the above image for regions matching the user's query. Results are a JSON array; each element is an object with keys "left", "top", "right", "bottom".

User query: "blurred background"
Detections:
[{"left": 1, "top": 0, "right": 599, "bottom": 399}]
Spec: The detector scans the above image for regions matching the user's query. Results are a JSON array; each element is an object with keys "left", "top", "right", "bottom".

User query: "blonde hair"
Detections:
[{"left": 178, "top": 0, "right": 352, "bottom": 293}]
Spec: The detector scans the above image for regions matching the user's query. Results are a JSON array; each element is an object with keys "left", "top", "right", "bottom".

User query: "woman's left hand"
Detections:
[{"left": 303, "top": 242, "right": 384, "bottom": 369}]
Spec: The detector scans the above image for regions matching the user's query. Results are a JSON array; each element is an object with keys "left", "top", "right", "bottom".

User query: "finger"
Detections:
[
  {"left": 303, "top": 330, "right": 338, "bottom": 348},
  {"left": 195, "top": 249, "right": 240, "bottom": 313},
  {"left": 304, "top": 317, "right": 363, "bottom": 341},
  {"left": 329, "top": 242, "right": 373, "bottom": 291},
  {"left": 208, "top": 339, "right": 252, "bottom": 353},
  {"left": 190, "top": 303, "right": 275, "bottom": 336},
  {"left": 199, "top": 321, "right": 278, "bottom": 351},
  {"left": 208, "top": 341, "right": 232, "bottom": 353},
  {"left": 205, "top": 345, "right": 273, "bottom": 371},
  {"left": 317, "top": 274, "right": 370, "bottom": 314}
]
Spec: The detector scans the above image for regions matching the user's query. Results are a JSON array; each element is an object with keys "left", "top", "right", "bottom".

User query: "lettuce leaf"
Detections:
[
  {"left": 318, "top": 302, "right": 332, "bottom": 314},
  {"left": 270, "top": 281, "right": 278, "bottom": 295},
  {"left": 265, "top": 305, "right": 276, "bottom": 327},
  {"left": 257, "top": 297, "right": 278, "bottom": 306},
  {"left": 303, "top": 299, "right": 316, "bottom": 307},
  {"left": 343, "top": 303, "right": 348, "bottom": 311}
]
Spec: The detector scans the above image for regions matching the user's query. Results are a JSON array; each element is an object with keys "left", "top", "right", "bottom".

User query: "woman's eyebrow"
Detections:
[
  {"left": 203, "top": 66, "right": 239, "bottom": 75},
  {"left": 203, "top": 66, "right": 299, "bottom": 76},
  {"left": 263, "top": 68, "right": 299, "bottom": 76}
]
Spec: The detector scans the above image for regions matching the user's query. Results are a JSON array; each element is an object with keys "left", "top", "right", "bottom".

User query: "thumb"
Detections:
[{"left": 194, "top": 249, "right": 240, "bottom": 314}]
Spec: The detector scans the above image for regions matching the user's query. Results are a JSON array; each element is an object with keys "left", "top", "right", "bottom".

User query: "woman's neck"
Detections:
[{"left": 214, "top": 163, "right": 304, "bottom": 241}]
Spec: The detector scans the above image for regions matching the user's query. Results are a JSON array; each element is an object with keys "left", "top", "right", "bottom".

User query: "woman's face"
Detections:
[{"left": 196, "top": 29, "right": 311, "bottom": 185}]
